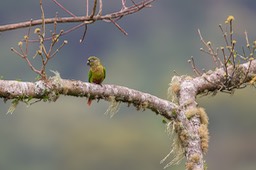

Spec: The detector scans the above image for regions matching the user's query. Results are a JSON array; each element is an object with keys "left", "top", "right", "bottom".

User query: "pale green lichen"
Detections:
[
  {"left": 6, "top": 94, "right": 36, "bottom": 114},
  {"left": 104, "top": 96, "right": 121, "bottom": 118},
  {"left": 50, "top": 70, "right": 61, "bottom": 82},
  {"left": 161, "top": 121, "right": 185, "bottom": 169},
  {"left": 168, "top": 76, "right": 181, "bottom": 103},
  {"left": 6, "top": 99, "right": 19, "bottom": 114}
]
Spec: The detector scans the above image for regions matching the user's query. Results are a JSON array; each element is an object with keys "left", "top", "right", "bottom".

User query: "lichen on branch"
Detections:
[
  {"left": 162, "top": 15, "right": 256, "bottom": 170},
  {"left": 0, "top": 76, "right": 178, "bottom": 120}
]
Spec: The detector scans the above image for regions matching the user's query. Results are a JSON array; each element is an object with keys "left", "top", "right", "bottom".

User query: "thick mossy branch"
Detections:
[
  {"left": 0, "top": 77, "right": 177, "bottom": 120},
  {"left": 170, "top": 59, "right": 256, "bottom": 100},
  {"left": 166, "top": 59, "right": 256, "bottom": 170},
  {"left": 194, "top": 59, "right": 256, "bottom": 94}
]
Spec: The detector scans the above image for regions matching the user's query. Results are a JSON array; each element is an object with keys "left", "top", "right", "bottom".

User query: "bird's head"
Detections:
[{"left": 87, "top": 56, "right": 101, "bottom": 67}]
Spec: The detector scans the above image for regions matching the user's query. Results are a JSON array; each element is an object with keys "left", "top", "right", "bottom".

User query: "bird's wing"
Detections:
[
  {"left": 88, "top": 69, "right": 92, "bottom": 82},
  {"left": 103, "top": 67, "right": 106, "bottom": 79}
]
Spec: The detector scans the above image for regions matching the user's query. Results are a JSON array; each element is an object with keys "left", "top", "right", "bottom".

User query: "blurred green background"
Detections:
[{"left": 1, "top": 0, "right": 256, "bottom": 170}]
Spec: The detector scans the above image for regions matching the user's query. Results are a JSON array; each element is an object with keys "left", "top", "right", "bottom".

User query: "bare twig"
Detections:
[
  {"left": 109, "top": 18, "right": 128, "bottom": 35},
  {"left": 10, "top": 47, "right": 41, "bottom": 75},
  {"left": 40, "top": 0, "right": 45, "bottom": 37},
  {"left": 229, "top": 19, "right": 233, "bottom": 44},
  {"left": 225, "top": 40, "right": 236, "bottom": 67},
  {"left": 219, "top": 24, "right": 229, "bottom": 46},
  {"left": 188, "top": 56, "right": 202, "bottom": 76},
  {"left": 245, "top": 30, "right": 252, "bottom": 54},
  {"left": 86, "top": 0, "right": 89, "bottom": 16},
  {"left": 97, "top": 0, "right": 103, "bottom": 16},
  {"left": 79, "top": 24, "right": 88, "bottom": 43},
  {"left": 52, "top": 0, "right": 77, "bottom": 17},
  {"left": 131, "top": 0, "right": 139, "bottom": 6},
  {"left": 122, "top": 0, "right": 128, "bottom": 10},
  {"left": 26, "top": 19, "right": 33, "bottom": 54},
  {"left": 221, "top": 47, "right": 229, "bottom": 78},
  {"left": 241, "top": 46, "right": 247, "bottom": 59},
  {"left": 28, "top": 22, "right": 89, "bottom": 43},
  {"left": 242, "top": 57, "right": 253, "bottom": 84},
  {"left": 90, "top": 0, "right": 97, "bottom": 18},
  {"left": 198, "top": 29, "right": 219, "bottom": 67},
  {"left": 49, "top": 39, "right": 67, "bottom": 58}
]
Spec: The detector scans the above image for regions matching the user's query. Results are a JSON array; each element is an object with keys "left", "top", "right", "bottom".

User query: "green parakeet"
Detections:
[{"left": 87, "top": 56, "right": 106, "bottom": 106}]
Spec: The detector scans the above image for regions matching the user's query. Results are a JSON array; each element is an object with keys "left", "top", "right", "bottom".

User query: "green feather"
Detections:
[{"left": 88, "top": 70, "right": 92, "bottom": 82}]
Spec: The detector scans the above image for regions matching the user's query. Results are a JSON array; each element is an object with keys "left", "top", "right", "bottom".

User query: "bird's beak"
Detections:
[{"left": 87, "top": 60, "right": 90, "bottom": 66}]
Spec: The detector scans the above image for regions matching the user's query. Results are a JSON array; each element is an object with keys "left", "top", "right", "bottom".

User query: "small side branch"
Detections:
[
  {"left": 52, "top": 0, "right": 77, "bottom": 17},
  {"left": 198, "top": 29, "right": 219, "bottom": 67},
  {"left": 90, "top": 0, "right": 98, "bottom": 18},
  {"left": 109, "top": 18, "right": 128, "bottom": 35}
]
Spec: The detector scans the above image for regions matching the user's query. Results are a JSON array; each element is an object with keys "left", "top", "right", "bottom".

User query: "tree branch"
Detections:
[
  {"left": 0, "top": 76, "right": 177, "bottom": 120},
  {"left": 165, "top": 57, "right": 256, "bottom": 169},
  {"left": 0, "top": 0, "right": 156, "bottom": 32},
  {"left": 1, "top": 2, "right": 253, "bottom": 169},
  {"left": 1, "top": 59, "right": 256, "bottom": 169}
]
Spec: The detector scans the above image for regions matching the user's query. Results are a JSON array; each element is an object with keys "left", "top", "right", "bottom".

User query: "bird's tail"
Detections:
[{"left": 87, "top": 98, "right": 92, "bottom": 106}]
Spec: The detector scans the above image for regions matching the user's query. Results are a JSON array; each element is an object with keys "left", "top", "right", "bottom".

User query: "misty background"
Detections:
[{"left": 1, "top": 0, "right": 256, "bottom": 170}]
